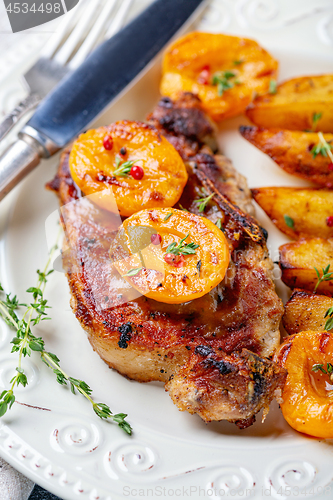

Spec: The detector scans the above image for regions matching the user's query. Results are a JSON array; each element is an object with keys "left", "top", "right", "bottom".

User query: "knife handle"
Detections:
[
  {"left": 0, "top": 93, "right": 41, "bottom": 143},
  {"left": 0, "top": 140, "right": 41, "bottom": 201}
]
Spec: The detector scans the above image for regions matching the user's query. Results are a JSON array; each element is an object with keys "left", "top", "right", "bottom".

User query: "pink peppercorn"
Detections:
[
  {"left": 151, "top": 234, "right": 162, "bottom": 245},
  {"left": 164, "top": 253, "right": 185, "bottom": 267},
  {"left": 130, "top": 165, "right": 144, "bottom": 180},
  {"left": 327, "top": 216, "right": 333, "bottom": 227},
  {"left": 197, "top": 65, "right": 210, "bottom": 85},
  {"left": 103, "top": 135, "right": 113, "bottom": 150}
]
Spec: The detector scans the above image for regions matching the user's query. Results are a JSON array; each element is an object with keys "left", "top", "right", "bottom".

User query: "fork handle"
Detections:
[
  {"left": 0, "top": 93, "right": 41, "bottom": 143},
  {"left": 0, "top": 139, "right": 41, "bottom": 201}
]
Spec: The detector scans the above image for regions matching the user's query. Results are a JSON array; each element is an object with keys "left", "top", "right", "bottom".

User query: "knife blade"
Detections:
[{"left": 0, "top": 0, "right": 207, "bottom": 201}]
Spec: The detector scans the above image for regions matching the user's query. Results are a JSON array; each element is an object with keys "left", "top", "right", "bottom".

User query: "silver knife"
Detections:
[{"left": 0, "top": 0, "right": 207, "bottom": 201}]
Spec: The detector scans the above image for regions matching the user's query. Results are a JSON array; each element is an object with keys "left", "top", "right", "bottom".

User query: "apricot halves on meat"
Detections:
[
  {"left": 110, "top": 208, "right": 230, "bottom": 304},
  {"left": 274, "top": 330, "right": 333, "bottom": 438},
  {"left": 69, "top": 121, "right": 188, "bottom": 217},
  {"left": 160, "top": 32, "right": 278, "bottom": 122}
]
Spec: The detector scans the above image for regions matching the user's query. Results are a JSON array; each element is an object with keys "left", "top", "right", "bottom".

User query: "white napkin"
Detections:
[{"left": 0, "top": 458, "right": 34, "bottom": 500}]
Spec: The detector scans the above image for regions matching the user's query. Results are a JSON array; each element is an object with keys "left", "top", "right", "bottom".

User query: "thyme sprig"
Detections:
[
  {"left": 0, "top": 243, "right": 57, "bottom": 418},
  {"left": 195, "top": 193, "right": 215, "bottom": 213},
  {"left": 113, "top": 156, "right": 136, "bottom": 177},
  {"left": 212, "top": 71, "right": 239, "bottom": 96},
  {"left": 40, "top": 352, "right": 131, "bottom": 434},
  {"left": 165, "top": 234, "right": 199, "bottom": 256},
  {"left": 163, "top": 212, "right": 173, "bottom": 222},
  {"left": 312, "top": 362, "right": 333, "bottom": 383},
  {"left": 324, "top": 306, "right": 333, "bottom": 331},
  {"left": 314, "top": 264, "right": 333, "bottom": 292},
  {"left": 311, "top": 132, "right": 333, "bottom": 162},
  {"left": 0, "top": 237, "right": 132, "bottom": 435}
]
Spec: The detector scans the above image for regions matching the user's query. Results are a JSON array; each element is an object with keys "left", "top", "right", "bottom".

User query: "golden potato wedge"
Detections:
[
  {"left": 283, "top": 289, "right": 333, "bottom": 335},
  {"left": 246, "top": 74, "right": 333, "bottom": 132},
  {"left": 279, "top": 238, "right": 333, "bottom": 295},
  {"left": 161, "top": 32, "right": 278, "bottom": 122},
  {"left": 251, "top": 187, "right": 333, "bottom": 239},
  {"left": 240, "top": 127, "right": 333, "bottom": 188}
]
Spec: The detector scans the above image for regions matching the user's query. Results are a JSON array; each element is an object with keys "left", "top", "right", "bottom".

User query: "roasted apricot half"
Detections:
[
  {"left": 274, "top": 331, "right": 333, "bottom": 438},
  {"left": 69, "top": 121, "right": 188, "bottom": 217},
  {"left": 160, "top": 32, "right": 278, "bottom": 122},
  {"left": 110, "top": 208, "right": 230, "bottom": 304}
]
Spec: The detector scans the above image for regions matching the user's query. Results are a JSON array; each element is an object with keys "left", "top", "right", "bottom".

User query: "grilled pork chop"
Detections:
[{"left": 47, "top": 93, "right": 285, "bottom": 428}]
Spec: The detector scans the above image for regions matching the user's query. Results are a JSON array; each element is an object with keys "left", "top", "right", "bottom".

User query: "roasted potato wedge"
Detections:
[
  {"left": 251, "top": 187, "right": 333, "bottom": 239},
  {"left": 246, "top": 74, "right": 333, "bottom": 132},
  {"left": 279, "top": 238, "right": 333, "bottom": 294},
  {"left": 283, "top": 289, "right": 333, "bottom": 335},
  {"left": 274, "top": 330, "right": 333, "bottom": 438},
  {"left": 240, "top": 127, "right": 333, "bottom": 188},
  {"left": 160, "top": 32, "right": 278, "bottom": 122}
]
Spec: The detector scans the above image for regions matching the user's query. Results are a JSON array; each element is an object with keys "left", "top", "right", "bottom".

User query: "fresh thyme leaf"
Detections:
[
  {"left": 312, "top": 112, "right": 322, "bottom": 131},
  {"left": 178, "top": 204, "right": 189, "bottom": 212},
  {"left": 215, "top": 219, "right": 222, "bottom": 229},
  {"left": 284, "top": 215, "right": 294, "bottom": 228},
  {"left": 113, "top": 157, "right": 136, "bottom": 177},
  {"left": 195, "top": 193, "right": 214, "bottom": 213},
  {"left": 223, "top": 71, "right": 236, "bottom": 79},
  {"left": 165, "top": 234, "right": 199, "bottom": 257},
  {"left": 312, "top": 362, "right": 333, "bottom": 383},
  {"left": 233, "top": 59, "right": 244, "bottom": 65},
  {"left": 0, "top": 401, "right": 8, "bottom": 417},
  {"left": 212, "top": 71, "right": 237, "bottom": 97},
  {"left": 29, "top": 340, "right": 44, "bottom": 351},
  {"left": 93, "top": 403, "right": 111, "bottom": 419},
  {"left": 312, "top": 363, "right": 326, "bottom": 374},
  {"left": 311, "top": 142, "right": 332, "bottom": 158},
  {"left": 324, "top": 306, "right": 333, "bottom": 330},
  {"left": 47, "top": 352, "right": 60, "bottom": 364},
  {"left": 118, "top": 421, "right": 132, "bottom": 435},
  {"left": 314, "top": 264, "right": 333, "bottom": 292},
  {"left": 311, "top": 132, "right": 333, "bottom": 160},
  {"left": 325, "top": 306, "right": 333, "bottom": 318},
  {"left": 163, "top": 212, "right": 173, "bottom": 221},
  {"left": 325, "top": 316, "right": 333, "bottom": 331},
  {"left": 124, "top": 267, "right": 143, "bottom": 277},
  {"left": 269, "top": 80, "right": 277, "bottom": 94}
]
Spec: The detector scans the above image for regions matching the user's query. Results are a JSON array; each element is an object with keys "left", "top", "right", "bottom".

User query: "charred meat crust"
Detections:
[
  {"left": 147, "top": 93, "right": 216, "bottom": 155},
  {"left": 148, "top": 93, "right": 256, "bottom": 216},
  {"left": 47, "top": 93, "right": 284, "bottom": 427},
  {"left": 166, "top": 347, "right": 287, "bottom": 427},
  {"left": 191, "top": 163, "right": 266, "bottom": 244}
]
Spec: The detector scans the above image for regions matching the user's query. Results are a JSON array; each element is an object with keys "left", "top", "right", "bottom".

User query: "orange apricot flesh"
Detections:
[
  {"left": 69, "top": 121, "right": 188, "bottom": 217},
  {"left": 274, "top": 331, "right": 333, "bottom": 438},
  {"left": 110, "top": 208, "right": 230, "bottom": 304},
  {"left": 160, "top": 32, "right": 278, "bottom": 122}
]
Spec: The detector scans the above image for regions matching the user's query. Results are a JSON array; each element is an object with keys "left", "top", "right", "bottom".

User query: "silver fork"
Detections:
[{"left": 0, "top": 0, "right": 134, "bottom": 143}]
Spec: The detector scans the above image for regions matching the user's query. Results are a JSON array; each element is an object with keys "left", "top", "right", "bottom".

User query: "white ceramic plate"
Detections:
[{"left": 1, "top": 1, "right": 333, "bottom": 499}]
